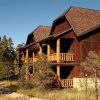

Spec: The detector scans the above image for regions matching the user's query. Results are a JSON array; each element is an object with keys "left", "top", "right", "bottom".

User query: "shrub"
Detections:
[{"left": 33, "top": 54, "right": 54, "bottom": 89}]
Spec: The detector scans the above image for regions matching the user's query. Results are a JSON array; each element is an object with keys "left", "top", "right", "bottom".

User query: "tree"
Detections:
[
  {"left": 1, "top": 35, "right": 16, "bottom": 62},
  {"left": 32, "top": 54, "right": 54, "bottom": 89},
  {"left": 15, "top": 43, "right": 25, "bottom": 74},
  {"left": 0, "top": 35, "right": 16, "bottom": 80},
  {"left": 83, "top": 51, "right": 100, "bottom": 100}
]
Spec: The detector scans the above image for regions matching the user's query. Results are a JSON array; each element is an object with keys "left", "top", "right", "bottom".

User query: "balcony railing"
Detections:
[
  {"left": 26, "top": 53, "right": 75, "bottom": 64},
  {"left": 60, "top": 79, "right": 73, "bottom": 87},
  {"left": 28, "top": 57, "right": 38, "bottom": 64},
  {"left": 60, "top": 53, "right": 74, "bottom": 62},
  {"left": 48, "top": 53, "right": 57, "bottom": 61},
  {"left": 48, "top": 53, "right": 75, "bottom": 62},
  {"left": 29, "top": 58, "right": 33, "bottom": 64}
]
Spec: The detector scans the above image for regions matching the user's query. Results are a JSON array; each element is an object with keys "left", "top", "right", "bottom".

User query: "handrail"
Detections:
[
  {"left": 48, "top": 53, "right": 74, "bottom": 62},
  {"left": 60, "top": 53, "right": 74, "bottom": 62},
  {"left": 48, "top": 53, "right": 57, "bottom": 61},
  {"left": 60, "top": 79, "right": 73, "bottom": 87}
]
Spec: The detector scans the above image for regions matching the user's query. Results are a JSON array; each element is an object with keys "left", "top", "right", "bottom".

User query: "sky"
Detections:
[{"left": 0, "top": 0, "right": 100, "bottom": 47}]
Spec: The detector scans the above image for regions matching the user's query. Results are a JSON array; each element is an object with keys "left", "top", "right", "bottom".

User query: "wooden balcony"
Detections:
[
  {"left": 48, "top": 53, "right": 75, "bottom": 62},
  {"left": 28, "top": 57, "right": 38, "bottom": 64},
  {"left": 60, "top": 79, "right": 73, "bottom": 88},
  {"left": 48, "top": 53, "right": 57, "bottom": 61},
  {"left": 60, "top": 53, "right": 74, "bottom": 62},
  {"left": 29, "top": 58, "right": 33, "bottom": 64}
]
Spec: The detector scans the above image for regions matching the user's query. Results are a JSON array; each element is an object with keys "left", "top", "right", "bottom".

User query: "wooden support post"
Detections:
[
  {"left": 25, "top": 49, "right": 29, "bottom": 64},
  {"left": 47, "top": 44, "right": 50, "bottom": 60},
  {"left": 56, "top": 38, "right": 60, "bottom": 78},
  {"left": 32, "top": 52, "right": 35, "bottom": 64},
  {"left": 21, "top": 52, "right": 25, "bottom": 62},
  {"left": 39, "top": 46, "right": 42, "bottom": 56}
]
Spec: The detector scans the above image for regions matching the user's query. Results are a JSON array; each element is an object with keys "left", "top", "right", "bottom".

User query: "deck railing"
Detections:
[
  {"left": 60, "top": 79, "right": 73, "bottom": 87},
  {"left": 33, "top": 57, "right": 38, "bottom": 63},
  {"left": 48, "top": 53, "right": 57, "bottom": 61},
  {"left": 28, "top": 57, "right": 38, "bottom": 64},
  {"left": 48, "top": 53, "right": 74, "bottom": 62},
  {"left": 60, "top": 53, "right": 74, "bottom": 62},
  {"left": 29, "top": 58, "right": 33, "bottom": 64},
  {"left": 28, "top": 53, "right": 74, "bottom": 64}
]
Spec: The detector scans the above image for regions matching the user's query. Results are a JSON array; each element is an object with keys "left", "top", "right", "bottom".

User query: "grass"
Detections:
[
  {"left": 0, "top": 80, "right": 100, "bottom": 100},
  {"left": 0, "top": 80, "right": 17, "bottom": 87},
  {"left": 17, "top": 88, "right": 100, "bottom": 100}
]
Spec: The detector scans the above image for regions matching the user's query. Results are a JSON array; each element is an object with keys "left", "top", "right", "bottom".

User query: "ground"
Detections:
[{"left": 0, "top": 81, "right": 100, "bottom": 100}]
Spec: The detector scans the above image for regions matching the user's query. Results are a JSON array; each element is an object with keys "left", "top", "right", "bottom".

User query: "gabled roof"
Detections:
[
  {"left": 33, "top": 25, "right": 51, "bottom": 42},
  {"left": 54, "top": 6, "right": 100, "bottom": 36},
  {"left": 21, "top": 25, "right": 51, "bottom": 49}
]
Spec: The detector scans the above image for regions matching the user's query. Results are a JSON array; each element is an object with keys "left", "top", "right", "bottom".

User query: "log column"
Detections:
[
  {"left": 47, "top": 44, "right": 50, "bottom": 60},
  {"left": 32, "top": 52, "right": 35, "bottom": 64},
  {"left": 39, "top": 46, "right": 42, "bottom": 56},
  {"left": 25, "top": 49, "right": 29, "bottom": 64},
  {"left": 56, "top": 38, "right": 60, "bottom": 78},
  {"left": 21, "top": 52, "right": 25, "bottom": 62}
]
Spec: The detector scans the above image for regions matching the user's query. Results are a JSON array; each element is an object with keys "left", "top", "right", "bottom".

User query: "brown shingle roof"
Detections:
[
  {"left": 54, "top": 6, "right": 100, "bottom": 36},
  {"left": 33, "top": 25, "right": 51, "bottom": 42},
  {"left": 21, "top": 25, "right": 51, "bottom": 49}
]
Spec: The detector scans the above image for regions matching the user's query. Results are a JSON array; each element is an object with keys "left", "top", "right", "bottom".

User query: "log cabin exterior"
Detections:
[{"left": 19, "top": 6, "right": 100, "bottom": 87}]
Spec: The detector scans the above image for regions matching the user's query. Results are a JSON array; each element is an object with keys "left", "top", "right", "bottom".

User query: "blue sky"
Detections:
[{"left": 0, "top": 0, "right": 100, "bottom": 47}]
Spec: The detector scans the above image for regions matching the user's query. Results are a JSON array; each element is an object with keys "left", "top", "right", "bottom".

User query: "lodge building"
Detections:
[{"left": 19, "top": 6, "right": 100, "bottom": 87}]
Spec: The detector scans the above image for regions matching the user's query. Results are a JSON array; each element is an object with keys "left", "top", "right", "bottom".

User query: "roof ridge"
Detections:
[
  {"left": 54, "top": 6, "right": 100, "bottom": 22},
  {"left": 70, "top": 6, "right": 100, "bottom": 11},
  {"left": 29, "top": 25, "right": 51, "bottom": 35},
  {"left": 38, "top": 25, "right": 51, "bottom": 27}
]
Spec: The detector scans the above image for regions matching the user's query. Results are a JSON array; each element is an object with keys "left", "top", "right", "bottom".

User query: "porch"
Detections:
[{"left": 22, "top": 38, "right": 77, "bottom": 88}]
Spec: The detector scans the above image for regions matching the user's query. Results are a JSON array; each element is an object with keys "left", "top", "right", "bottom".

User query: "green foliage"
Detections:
[
  {"left": 0, "top": 35, "right": 16, "bottom": 62},
  {"left": 83, "top": 51, "right": 100, "bottom": 76},
  {"left": 0, "top": 60, "right": 8, "bottom": 79},
  {"left": 33, "top": 54, "right": 54, "bottom": 89},
  {"left": 0, "top": 35, "right": 16, "bottom": 80},
  {"left": 16, "top": 43, "right": 25, "bottom": 51},
  {"left": 17, "top": 64, "right": 34, "bottom": 90}
]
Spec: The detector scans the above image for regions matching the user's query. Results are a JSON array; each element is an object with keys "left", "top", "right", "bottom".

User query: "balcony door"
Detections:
[{"left": 60, "top": 38, "right": 74, "bottom": 53}]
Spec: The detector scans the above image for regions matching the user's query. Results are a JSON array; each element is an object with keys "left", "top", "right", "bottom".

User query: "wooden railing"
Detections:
[
  {"left": 60, "top": 79, "right": 73, "bottom": 87},
  {"left": 27, "top": 53, "right": 75, "bottom": 64},
  {"left": 33, "top": 57, "right": 38, "bottom": 63},
  {"left": 48, "top": 53, "right": 57, "bottom": 61},
  {"left": 29, "top": 58, "right": 33, "bottom": 64},
  {"left": 48, "top": 53, "right": 74, "bottom": 62},
  {"left": 28, "top": 57, "right": 38, "bottom": 64},
  {"left": 60, "top": 53, "right": 74, "bottom": 62}
]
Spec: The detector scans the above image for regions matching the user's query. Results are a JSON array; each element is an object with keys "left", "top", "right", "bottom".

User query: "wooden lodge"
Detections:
[{"left": 19, "top": 6, "right": 100, "bottom": 87}]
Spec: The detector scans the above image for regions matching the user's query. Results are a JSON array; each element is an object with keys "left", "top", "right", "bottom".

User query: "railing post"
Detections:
[
  {"left": 56, "top": 38, "right": 60, "bottom": 78},
  {"left": 25, "top": 49, "right": 29, "bottom": 64}
]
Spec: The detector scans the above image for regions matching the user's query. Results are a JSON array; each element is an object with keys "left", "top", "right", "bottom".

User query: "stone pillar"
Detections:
[{"left": 56, "top": 38, "right": 60, "bottom": 78}]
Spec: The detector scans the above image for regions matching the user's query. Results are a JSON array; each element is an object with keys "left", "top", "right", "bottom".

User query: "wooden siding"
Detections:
[
  {"left": 51, "top": 18, "right": 71, "bottom": 35},
  {"left": 61, "top": 31, "right": 80, "bottom": 64},
  {"left": 26, "top": 34, "right": 34, "bottom": 45},
  {"left": 80, "top": 29, "right": 100, "bottom": 61},
  {"left": 60, "top": 28, "right": 100, "bottom": 78},
  {"left": 60, "top": 31, "right": 80, "bottom": 78}
]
